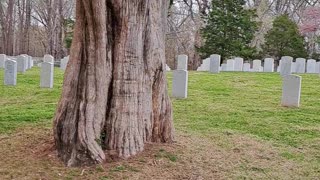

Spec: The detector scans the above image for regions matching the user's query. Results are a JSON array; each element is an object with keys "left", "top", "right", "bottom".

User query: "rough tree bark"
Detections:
[{"left": 53, "top": 0, "right": 174, "bottom": 167}]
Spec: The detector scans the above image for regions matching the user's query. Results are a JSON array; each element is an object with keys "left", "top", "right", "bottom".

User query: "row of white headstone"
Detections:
[
  {"left": 172, "top": 54, "right": 303, "bottom": 107},
  {"left": 40, "top": 55, "right": 55, "bottom": 88},
  {"left": 0, "top": 54, "right": 34, "bottom": 73},
  {"left": 1, "top": 54, "right": 34, "bottom": 86},
  {"left": 1, "top": 54, "right": 56, "bottom": 88},
  {"left": 197, "top": 55, "right": 320, "bottom": 74}
]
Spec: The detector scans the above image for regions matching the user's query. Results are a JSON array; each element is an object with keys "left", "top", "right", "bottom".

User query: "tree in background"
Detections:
[
  {"left": 166, "top": 0, "right": 209, "bottom": 70},
  {"left": 262, "top": 15, "right": 307, "bottom": 60},
  {"left": 63, "top": 18, "right": 75, "bottom": 53},
  {"left": 299, "top": 6, "right": 320, "bottom": 58},
  {"left": 197, "top": 0, "right": 258, "bottom": 61}
]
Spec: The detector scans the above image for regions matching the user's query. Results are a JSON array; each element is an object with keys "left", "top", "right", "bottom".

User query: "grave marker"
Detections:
[
  {"left": 40, "top": 62, "right": 54, "bottom": 88},
  {"left": 177, "top": 55, "right": 188, "bottom": 70},
  {"left": 253, "top": 60, "right": 261, "bottom": 72},
  {"left": 316, "top": 62, "right": 320, "bottom": 73},
  {"left": 60, "top": 56, "right": 69, "bottom": 71},
  {"left": 221, "top": 64, "right": 227, "bottom": 71},
  {"left": 166, "top": 64, "right": 171, "bottom": 71},
  {"left": 307, "top": 59, "right": 316, "bottom": 73},
  {"left": 0, "top": 54, "right": 6, "bottom": 68},
  {"left": 4, "top": 59, "right": 17, "bottom": 86},
  {"left": 17, "top": 55, "right": 27, "bottom": 73},
  {"left": 280, "top": 56, "right": 293, "bottom": 76},
  {"left": 226, "top": 59, "right": 235, "bottom": 71},
  {"left": 291, "top": 62, "right": 296, "bottom": 73},
  {"left": 209, "top": 54, "right": 221, "bottom": 73},
  {"left": 243, "top": 63, "right": 250, "bottom": 72},
  {"left": 172, "top": 70, "right": 188, "bottom": 99},
  {"left": 234, "top": 57, "right": 244, "bottom": 71},
  {"left": 281, "top": 75, "right": 301, "bottom": 107},
  {"left": 264, "top": 58, "right": 274, "bottom": 72},
  {"left": 295, "top": 58, "right": 306, "bottom": 73},
  {"left": 44, "top": 54, "right": 54, "bottom": 64}
]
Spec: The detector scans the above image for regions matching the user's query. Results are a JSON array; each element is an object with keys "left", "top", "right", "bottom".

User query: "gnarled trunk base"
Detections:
[{"left": 53, "top": 0, "right": 174, "bottom": 167}]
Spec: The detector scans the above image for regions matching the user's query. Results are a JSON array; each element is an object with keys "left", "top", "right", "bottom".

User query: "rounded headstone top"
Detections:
[
  {"left": 210, "top": 54, "right": 221, "bottom": 58},
  {"left": 44, "top": 54, "right": 54, "bottom": 63},
  {"left": 5, "top": 59, "right": 16, "bottom": 63},
  {"left": 282, "top": 56, "right": 293, "bottom": 61}
]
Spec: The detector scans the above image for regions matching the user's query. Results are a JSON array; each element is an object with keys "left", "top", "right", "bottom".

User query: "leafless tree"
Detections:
[{"left": 166, "top": 0, "right": 209, "bottom": 70}]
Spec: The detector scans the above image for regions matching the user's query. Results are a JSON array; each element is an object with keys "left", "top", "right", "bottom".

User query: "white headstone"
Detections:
[
  {"left": 4, "top": 59, "right": 17, "bottom": 86},
  {"left": 28, "top": 56, "right": 33, "bottom": 69},
  {"left": 30, "top": 58, "right": 34, "bottom": 67},
  {"left": 316, "top": 62, "right": 320, "bottom": 73},
  {"left": 166, "top": 64, "right": 171, "bottom": 71},
  {"left": 21, "top": 54, "right": 30, "bottom": 69},
  {"left": 198, "top": 58, "right": 210, "bottom": 71},
  {"left": 44, "top": 54, "right": 54, "bottom": 64},
  {"left": 226, "top": 59, "right": 235, "bottom": 71},
  {"left": 253, "top": 60, "right": 261, "bottom": 72},
  {"left": 209, "top": 54, "right": 221, "bottom": 74},
  {"left": 291, "top": 62, "right": 296, "bottom": 73},
  {"left": 243, "top": 63, "right": 251, "bottom": 72},
  {"left": 0, "top": 54, "right": 6, "bottom": 68},
  {"left": 281, "top": 75, "right": 301, "bottom": 108},
  {"left": 234, "top": 57, "right": 244, "bottom": 71},
  {"left": 172, "top": 70, "right": 188, "bottom": 99},
  {"left": 264, "top": 58, "right": 274, "bottom": 72},
  {"left": 40, "top": 62, "right": 54, "bottom": 88},
  {"left": 295, "top": 58, "right": 306, "bottom": 73},
  {"left": 307, "top": 59, "right": 316, "bottom": 73},
  {"left": 280, "top": 56, "right": 293, "bottom": 76},
  {"left": 177, "top": 55, "right": 188, "bottom": 71},
  {"left": 221, "top": 64, "right": 227, "bottom": 71},
  {"left": 277, "top": 63, "right": 280, "bottom": 72},
  {"left": 60, "top": 56, "right": 69, "bottom": 71},
  {"left": 17, "top": 55, "right": 27, "bottom": 73}
]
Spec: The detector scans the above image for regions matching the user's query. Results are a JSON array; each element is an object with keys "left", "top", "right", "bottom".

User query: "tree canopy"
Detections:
[
  {"left": 262, "top": 15, "right": 308, "bottom": 60},
  {"left": 197, "top": 0, "right": 259, "bottom": 61}
]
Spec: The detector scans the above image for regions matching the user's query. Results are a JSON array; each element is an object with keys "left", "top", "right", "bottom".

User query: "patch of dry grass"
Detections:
[{"left": 0, "top": 124, "right": 318, "bottom": 179}]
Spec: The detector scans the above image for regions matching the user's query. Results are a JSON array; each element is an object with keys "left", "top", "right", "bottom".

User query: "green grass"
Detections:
[
  {"left": 0, "top": 67, "right": 64, "bottom": 134},
  {"left": 167, "top": 72, "right": 320, "bottom": 148},
  {"left": 0, "top": 68, "right": 319, "bottom": 177},
  {"left": 0, "top": 68, "right": 319, "bottom": 152}
]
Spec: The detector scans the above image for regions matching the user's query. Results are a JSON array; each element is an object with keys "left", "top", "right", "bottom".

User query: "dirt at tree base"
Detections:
[{"left": 0, "top": 125, "right": 317, "bottom": 179}]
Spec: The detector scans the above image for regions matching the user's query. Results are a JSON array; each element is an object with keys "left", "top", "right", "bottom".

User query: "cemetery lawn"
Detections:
[{"left": 0, "top": 68, "right": 319, "bottom": 179}]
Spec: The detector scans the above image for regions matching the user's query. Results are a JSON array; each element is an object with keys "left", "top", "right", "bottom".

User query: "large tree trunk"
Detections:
[{"left": 53, "top": 0, "right": 174, "bottom": 167}]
